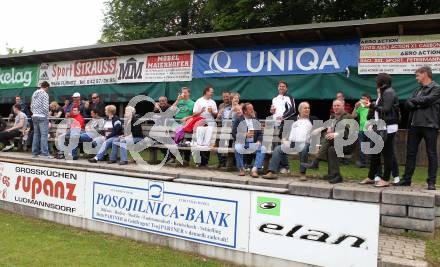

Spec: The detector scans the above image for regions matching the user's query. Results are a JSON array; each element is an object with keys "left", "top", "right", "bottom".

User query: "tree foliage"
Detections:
[{"left": 100, "top": 0, "right": 440, "bottom": 43}]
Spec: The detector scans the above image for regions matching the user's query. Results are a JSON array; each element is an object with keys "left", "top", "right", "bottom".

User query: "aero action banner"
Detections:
[
  {"left": 38, "top": 57, "right": 118, "bottom": 87},
  {"left": 0, "top": 162, "right": 85, "bottom": 217},
  {"left": 0, "top": 64, "right": 39, "bottom": 89},
  {"left": 248, "top": 192, "right": 379, "bottom": 267},
  {"left": 116, "top": 51, "right": 193, "bottom": 83},
  {"left": 84, "top": 173, "right": 250, "bottom": 251},
  {"left": 192, "top": 40, "right": 359, "bottom": 78},
  {"left": 359, "top": 34, "right": 440, "bottom": 74}
]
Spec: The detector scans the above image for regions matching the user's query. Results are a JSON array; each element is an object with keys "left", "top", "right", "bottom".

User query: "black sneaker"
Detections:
[
  {"left": 329, "top": 175, "right": 343, "bottom": 184},
  {"left": 427, "top": 183, "right": 436, "bottom": 190},
  {"left": 119, "top": 161, "right": 128, "bottom": 165},
  {"left": 88, "top": 158, "right": 98, "bottom": 163},
  {"left": 301, "top": 159, "right": 319, "bottom": 170},
  {"left": 108, "top": 160, "right": 117, "bottom": 164},
  {"left": 394, "top": 180, "right": 411, "bottom": 186}
]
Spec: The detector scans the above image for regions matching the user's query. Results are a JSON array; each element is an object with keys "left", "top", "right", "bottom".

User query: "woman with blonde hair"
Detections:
[{"left": 89, "top": 105, "right": 122, "bottom": 163}]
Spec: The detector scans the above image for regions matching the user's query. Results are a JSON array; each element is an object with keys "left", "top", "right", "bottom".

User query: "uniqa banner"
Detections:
[
  {"left": 0, "top": 64, "right": 39, "bottom": 89},
  {"left": 358, "top": 34, "right": 440, "bottom": 74},
  {"left": 192, "top": 40, "right": 360, "bottom": 78},
  {"left": 38, "top": 57, "right": 118, "bottom": 87},
  {"left": 84, "top": 172, "right": 250, "bottom": 251},
  {"left": 0, "top": 162, "right": 86, "bottom": 217},
  {"left": 116, "top": 51, "right": 193, "bottom": 83},
  {"left": 248, "top": 192, "right": 379, "bottom": 267}
]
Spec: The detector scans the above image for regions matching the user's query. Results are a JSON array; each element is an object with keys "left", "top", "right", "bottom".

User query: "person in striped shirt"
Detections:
[{"left": 30, "top": 81, "right": 52, "bottom": 158}]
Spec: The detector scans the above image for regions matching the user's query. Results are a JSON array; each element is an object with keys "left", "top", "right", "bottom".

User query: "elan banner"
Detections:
[
  {"left": 249, "top": 192, "right": 380, "bottom": 267},
  {"left": 0, "top": 64, "right": 39, "bottom": 89},
  {"left": 192, "top": 40, "right": 360, "bottom": 78},
  {"left": 359, "top": 34, "right": 440, "bottom": 74},
  {"left": 38, "top": 57, "right": 118, "bottom": 87},
  {"left": 0, "top": 162, "right": 86, "bottom": 217},
  {"left": 84, "top": 173, "right": 250, "bottom": 251}
]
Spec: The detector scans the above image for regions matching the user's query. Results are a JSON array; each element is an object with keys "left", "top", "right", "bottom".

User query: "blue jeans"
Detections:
[
  {"left": 95, "top": 137, "right": 118, "bottom": 160},
  {"left": 70, "top": 132, "right": 94, "bottom": 158},
  {"left": 110, "top": 137, "right": 143, "bottom": 162},
  {"left": 32, "top": 116, "right": 49, "bottom": 156},
  {"left": 269, "top": 143, "right": 310, "bottom": 174},
  {"left": 234, "top": 142, "right": 266, "bottom": 170}
]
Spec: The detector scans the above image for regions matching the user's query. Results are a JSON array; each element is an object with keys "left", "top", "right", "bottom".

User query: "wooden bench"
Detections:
[{"left": 144, "top": 119, "right": 282, "bottom": 170}]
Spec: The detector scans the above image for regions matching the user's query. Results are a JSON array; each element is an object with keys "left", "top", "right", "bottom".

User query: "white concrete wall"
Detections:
[{"left": 0, "top": 200, "right": 313, "bottom": 267}]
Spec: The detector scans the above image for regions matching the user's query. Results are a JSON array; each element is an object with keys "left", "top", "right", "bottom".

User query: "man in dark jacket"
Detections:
[
  {"left": 86, "top": 93, "right": 105, "bottom": 117},
  {"left": 397, "top": 66, "right": 440, "bottom": 190},
  {"left": 232, "top": 103, "right": 265, "bottom": 178}
]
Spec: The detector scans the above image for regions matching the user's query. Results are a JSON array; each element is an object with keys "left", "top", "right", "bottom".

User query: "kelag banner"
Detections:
[
  {"left": 0, "top": 64, "right": 39, "bottom": 89},
  {"left": 192, "top": 39, "right": 359, "bottom": 78},
  {"left": 359, "top": 34, "right": 440, "bottom": 74}
]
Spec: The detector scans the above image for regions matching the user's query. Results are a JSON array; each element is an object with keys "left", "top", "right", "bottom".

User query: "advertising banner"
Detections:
[
  {"left": 85, "top": 173, "right": 250, "bottom": 251},
  {"left": 359, "top": 34, "right": 440, "bottom": 74},
  {"left": 248, "top": 192, "right": 379, "bottom": 267},
  {"left": 0, "top": 162, "right": 85, "bottom": 217},
  {"left": 38, "top": 57, "right": 118, "bottom": 87},
  {"left": 193, "top": 40, "right": 359, "bottom": 78},
  {"left": 0, "top": 64, "right": 39, "bottom": 89},
  {"left": 116, "top": 51, "right": 193, "bottom": 83}
]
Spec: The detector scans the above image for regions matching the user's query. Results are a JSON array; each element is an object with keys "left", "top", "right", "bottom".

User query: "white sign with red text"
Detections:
[
  {"left": 359, "top": 34, "right": 440, "bottom": 74},
  {"left": 116, "top": 51, "right": 193, "bottom": 83},
  {"left": 38, "top": 57, "right": 117, "bottom": 87},
  {"left": 0, "top": 162, "right": 85, "bottom": 217}
]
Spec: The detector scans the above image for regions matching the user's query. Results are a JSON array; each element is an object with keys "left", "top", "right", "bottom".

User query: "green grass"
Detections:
[
  {"left": 426, "top": 231, "right": 440, "bottom": 266},
  {"left": 135, "top": 150, "right": 436, "bottom": 185},
  {"left": 0, "top": 209, "right": 235, "bottom": 267},
  {"left": 287, "top": 159, "right": 438, "bottom": 185}
]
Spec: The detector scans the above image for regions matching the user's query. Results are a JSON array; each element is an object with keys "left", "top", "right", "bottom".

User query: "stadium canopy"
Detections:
[{"left": 0, "top": 14, "right": 439, "bottom": 103}]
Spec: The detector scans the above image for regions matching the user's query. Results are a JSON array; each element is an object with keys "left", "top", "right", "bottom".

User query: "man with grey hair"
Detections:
[
  {"left": 301, "top": 99, "right": 354, "bottom": 184},
  {"left": 263, "top": 102, "right": 318, "bottom": 180}
]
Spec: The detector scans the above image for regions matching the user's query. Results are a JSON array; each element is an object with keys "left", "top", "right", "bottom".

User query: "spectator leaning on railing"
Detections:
[
  {"left": 31, "top": 81, "right": 51, "bottom": 158},
  {"left": 1, "top": 104, "right": 28, "bottom": 151}
]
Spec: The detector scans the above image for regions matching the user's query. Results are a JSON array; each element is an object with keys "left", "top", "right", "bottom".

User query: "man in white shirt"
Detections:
[
  {"left": 270, "top": 80, "right": 296, "bottom": 121},
  {"left": 263, "top": 102, "right": 316, "bottom": 180},
  {"left": 193, "top": 86, "right": 218, "bottom": 122},
  {"left": 192, "top": 86, "right": 218, "bottom": 166}
]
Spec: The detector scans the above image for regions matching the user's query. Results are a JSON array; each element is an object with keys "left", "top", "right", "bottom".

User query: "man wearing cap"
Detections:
[{"left": 65, "top": 92, "right": 87, "bottom": 118}]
